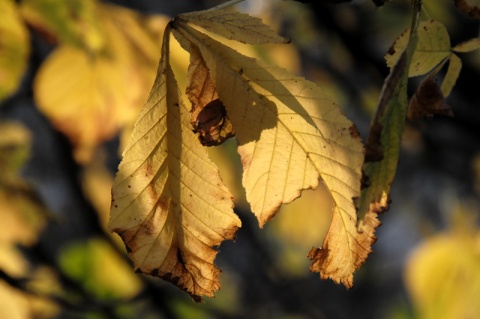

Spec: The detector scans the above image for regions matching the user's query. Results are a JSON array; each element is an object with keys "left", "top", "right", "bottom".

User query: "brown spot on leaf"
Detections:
[
  {"left": 348, "top": 124, "right": 361, "bottom": 139},
  {"left": 387, "top": 45, "right": 396, "bottom": 57}
]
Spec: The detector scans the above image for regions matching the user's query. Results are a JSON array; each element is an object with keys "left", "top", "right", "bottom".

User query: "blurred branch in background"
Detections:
[{"left": 0, "top": 0, "right": 479, "bottom": 318}]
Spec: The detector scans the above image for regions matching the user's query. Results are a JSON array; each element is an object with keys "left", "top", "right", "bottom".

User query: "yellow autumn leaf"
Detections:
[
  {"left": 34, "top": 3, "right": 160, "bottom": 162},
  {"left": 173, "top": 20, "right": 365, "bottom": 287},
  {"left": 178, "top": 9, "right": 288, "bottom": 44},
  {"left": 453, "top": 37, "right": 480, "bottom": 52},
  {"left": 108, "top": 28, "right": 241, "bottom": 302},
  {"left": 405, "top": 212, "right": 480, "bottom": 319},
  {"left": 386, "top": 20, "right": 451, "bottom": 77},
  {"left": 58, "top": 238, "right": 142, "bottom": 300},
  {"left": 440, "top": 53, "right": 462, "bottom": 97},
  {"left": 34, "top": 45, "right": 141, "bottom": 162},
  {"left": 0, "top": 0, "right": 30, "bottom": 102},
  {"left": 0, "top": 122, "right": 58, "bottom": 319}
]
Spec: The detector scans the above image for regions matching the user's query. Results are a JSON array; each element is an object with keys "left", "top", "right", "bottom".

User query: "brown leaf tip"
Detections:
[
  {"left": 160, "top": 272, "right": 204, "bottom": 303},
  {"left": 307, "top": 246, "right": 354, "bottom": 289}
]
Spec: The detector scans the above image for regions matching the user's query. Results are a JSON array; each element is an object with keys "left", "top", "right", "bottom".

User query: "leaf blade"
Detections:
[
  {"left": 441, "top": 53, "right": 462, "bottom": 97},
  {"left": 108, "top": 27, "right": 240, "bottom": 302},
  {"left": 357, "top": 2, "right": 421, "bottom": 225},
  {"left": 453, "top": 37, "right": 480, "bottom": 53},
  {"left": 386, "top": 20, "right": 451, "bottom": 77},
  {"left": 174, "top": 23, "right": 367, "bottom": 287}
]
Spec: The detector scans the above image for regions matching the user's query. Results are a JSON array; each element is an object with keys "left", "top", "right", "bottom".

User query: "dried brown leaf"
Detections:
[{"left": 408, "top": 74, "right": 453, "bottom": 120}]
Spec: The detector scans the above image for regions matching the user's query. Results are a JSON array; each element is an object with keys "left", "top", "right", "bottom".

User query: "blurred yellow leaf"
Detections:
[
  {"left": 109, "top": 28, "right": 241, "bottom": 302},
  {"left": 405, "top": 213, "right": 480, "bottom": 319},
  {"left": 271, "top": 186, "right": 332, "bottom": 275},
  {"left": 34, "top": 45, "right": 139, "bottom": 162},
  {"left": 0, "top": 122, "right": 44, "bottom": 275},
  {"left": 58, "top": 237, "right": 142, "bottom": 300},
  {"left": 34, "top": 3, "right": 162, "bottom": 162},
  {"left": 81, "top": 155, "right": 114, "bottom": 229},
  {"left": 0, "top": 0, "right": 30, "bottom": 102},
  {"left": 0, "top": 279, "right": 57, "bottom": 319},
  {"left": 0, "top": 122, "right": 58, "bottom": 319}
]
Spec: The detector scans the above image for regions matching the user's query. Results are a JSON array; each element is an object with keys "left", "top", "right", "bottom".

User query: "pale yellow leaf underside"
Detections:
[
  {"left": 453, "top": 37, "right": 480, "bottom": 53},
  {"left": 178, "top": 9, "right": 288, "bottom": 44},
  {"left": 441, "top": 53, "right": 462, "bottom": 97},
  {"left": 386, "top": 20, "right": 451, "bottom": 77},
  {"left": 108, "top": 31, "right": 240, "bottom": 301},
  {"left": 174, "top": 23, "right": 366, "bottom": 287}
]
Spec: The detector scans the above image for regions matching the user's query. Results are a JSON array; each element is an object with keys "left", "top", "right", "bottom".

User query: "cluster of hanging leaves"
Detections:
[
  {"left": 109, "top": 7, "right": 370, "bottom": 301},
  {"left": 108, "top": 0, "right": 480, "bottom": 302},
  {"left": 3, "top": 0, "right": 479, "bottom": 305}
]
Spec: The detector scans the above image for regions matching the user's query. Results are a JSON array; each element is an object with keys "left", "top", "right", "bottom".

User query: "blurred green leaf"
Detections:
[
  {"left": 58, "top": 237, "right": 142, "bottom": 300},
  {"left": 357, "top": 2, "right": 421, "bottom": 222}
]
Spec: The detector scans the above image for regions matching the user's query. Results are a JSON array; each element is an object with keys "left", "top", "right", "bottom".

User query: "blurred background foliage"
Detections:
[{"left": 0, "top": 0, "right": 479, "bottom": 318}]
